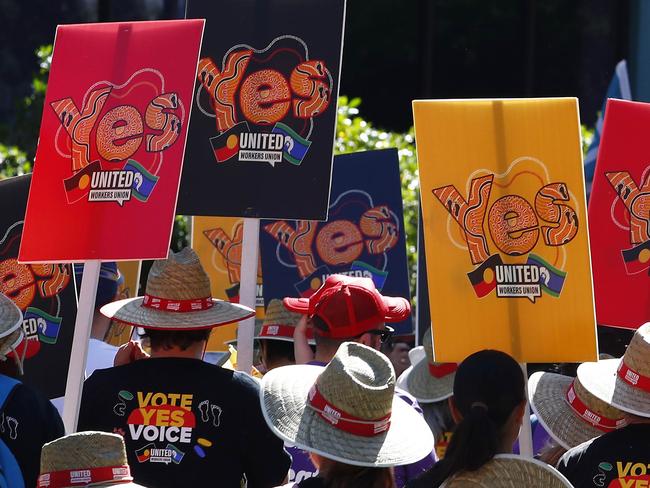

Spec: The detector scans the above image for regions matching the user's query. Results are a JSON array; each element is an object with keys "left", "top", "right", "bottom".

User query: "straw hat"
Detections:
[
  {"left": 260, "top": 341, "right": 434, "bottom": 467},
  {"left": 528, "top": 371, "right": 627, "bottom": 450},
  {"left": 38, "top": 431, "right": 146, "bottom": 487},
  {"left": 398, "top": 328, "right": 456, "bottom": 403},
  {"left": 577, "top": 322, "right": 650, "bottom": 417},
  {"left": 101, "top": 248, "right": 254, "bottom": 330},
  {"left": 440, "top": 454, "right": 573, "bottom": 487},
  {"left": 257, "top": 299, "right": 314, "bottom": 344},
  {"left": 0, "top": 293, "right": 25, "bottom": 359}
]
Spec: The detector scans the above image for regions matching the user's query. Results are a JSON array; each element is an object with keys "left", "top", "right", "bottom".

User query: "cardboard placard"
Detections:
[
  {"left": 589, "top": 99, "right": 650, "bottom": 329},
  {"left": 19, "top": 20, "right": 205, "bottom": 263},
  {"left": 260, "top": 149, "right": 412, "bottom": 334},
  {"left": 0, "top": 175, "right": 77, "bottom": 398},
  {"left": 178, "top": 0, "right": 346, "bottom": 220},
  {"left": 192, "top": 217, "right": 264, "bottom": 351},
  {"left": 414, "top": 98, "right": 597, "bottom": 362}
]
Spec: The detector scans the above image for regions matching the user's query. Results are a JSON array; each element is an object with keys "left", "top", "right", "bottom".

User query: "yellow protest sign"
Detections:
[
  {"left": 192, "top": 216, "right": 264, "bottom": 351},
  {"left": 413, "top": 98, "right": 597, "bottom": 363},
  {"left": 105, "top": 261, "right": 141, "bottom": 346}
]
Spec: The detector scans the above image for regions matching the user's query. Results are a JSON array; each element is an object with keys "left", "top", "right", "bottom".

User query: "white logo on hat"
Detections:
[
  {"left": 112, "top": 467, "right": 129, "bottom": 479},
  {"left": 38, "top": 474, "right": 51, "bottom": 487},
  {"left": 582, "top": 409, "right": 602, "bottom": 425},
  {"left": 323, "top": 405, "right": 341, "bottom": 425},
  {"left": 70, "top": 470, "right": 92, "bottom": 484},
  {"left": 267, "top": 325, "right": 279, "bottom": 335},
  {"left": 626, "top": 369, "right": 640, "bottom": 385}
]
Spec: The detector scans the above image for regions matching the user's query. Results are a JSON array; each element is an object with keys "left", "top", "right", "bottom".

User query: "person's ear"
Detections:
[
  {"left": 358, "top": 332, "right": 380, "bottom": 350},
  {"left": 448, "top": 396, "right": 463, "bottom": 424}
]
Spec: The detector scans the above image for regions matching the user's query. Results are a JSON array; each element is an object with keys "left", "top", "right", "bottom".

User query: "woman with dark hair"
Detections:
[{"left": 407, "top": 349, "right": 572, "bottom": 487}]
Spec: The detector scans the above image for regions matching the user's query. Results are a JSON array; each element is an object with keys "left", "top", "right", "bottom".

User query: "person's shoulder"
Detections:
[
  {"left": 558, "top": 436, "right": 598, "bottom": 468},
  {"left": 7, "top": 382, "right": 59, "bottom": 419}
]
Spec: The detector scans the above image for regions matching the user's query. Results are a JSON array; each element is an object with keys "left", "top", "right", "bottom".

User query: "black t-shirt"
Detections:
[
  {"left": 78, "top": 358, "right": 290, "bottom": 488},
  {"left": 557, "top": 423, "right": 650, "bottom": 487},
  {"left": 1, "top": 380, "right": 65, "bottom": 487}
]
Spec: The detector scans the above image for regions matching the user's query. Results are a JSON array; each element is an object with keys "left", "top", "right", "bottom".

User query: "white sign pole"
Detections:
[
  {"left": 61, "top": 259, "right": 101, "bottom": 433},
  {"left": 518, "top": 362, "right": 534, "bottom": 457},
  {"left": 237, "top": 218, "right": 260, "bottom": 374}
]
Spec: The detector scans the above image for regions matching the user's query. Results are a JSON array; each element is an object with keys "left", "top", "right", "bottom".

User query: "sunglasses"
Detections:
[{"left": 364, "top": 325, "right": 395, "bottom": 343}]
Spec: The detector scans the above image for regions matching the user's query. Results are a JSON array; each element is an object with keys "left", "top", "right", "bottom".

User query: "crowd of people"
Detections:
[{"left": 0, "top": 247, "right": 647, "bottom": 487}]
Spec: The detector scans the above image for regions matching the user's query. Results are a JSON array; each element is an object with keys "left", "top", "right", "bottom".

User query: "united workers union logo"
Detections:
[
  {"left": 1, "top": 222, "right": 70, "bottom": 358},
  {"left": 263, "top": 190, "right": 399, "bottom": 296},
  {"left": 433, "top": 158, "right": 579, "bottom": 302},
  {"left": 196, "top": 35, "right": 332, "bottom": 167},
  {"left": 605, "top": 167, "right": 650, "bottom": 276},
  {"left": 51, "top": 69, "right": 185, "bottom": 206}
]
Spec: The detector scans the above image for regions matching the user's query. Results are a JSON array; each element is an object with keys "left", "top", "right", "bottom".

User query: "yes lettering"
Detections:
[
  {"left": 433, "top": 169, "right": 578, "bottom": 302},
  {"left": 128, "top": 392, "right": 196, "bottom": 444}
]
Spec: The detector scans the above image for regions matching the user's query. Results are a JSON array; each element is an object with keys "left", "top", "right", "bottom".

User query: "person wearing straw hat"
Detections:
[
  {"left": 78, "top": 248, "right": 291, "bottom": 488},
  {"left": 258, "top": 299, "right": 314, "bottom": 372},
  {"left": 0, "top": 292, "right": 64, "bottom": 488},
  {"left": 406, "top": 349, "right": 560, "bottom": 488},
  {"left": 37, "top": 431, "right": 147, "bottom": 487},
  {"left": 528, "top": 368, "right": 628, "bottom": 465},
  {"left": 557, "top": 323, "right": 650, "bottom": 488},
  {"left": 397, "top": 328, "right": 456, "bottom": 460},
  {"left": 260, "top": 341, "right": 435, "bottom": 488},
  {"left": 283, "top": 274, "right": 436, "bottom": 487}
]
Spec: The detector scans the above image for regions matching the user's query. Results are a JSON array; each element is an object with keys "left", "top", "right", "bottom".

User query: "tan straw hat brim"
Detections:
[
  {"left": 401, "top": 356, "right": 455, "bottom": 403},
  {"left": 577, "top": 358, "right": 650, "bottom": 418},
  {"left": 260, "top": 364, "right": 434, "bottom": 467},
  {"left": 528, "top": 372, "right": 604, "bottom": 450},
  {"left": 0, "top": 294, "right": 22, "bottom": 339},
  {"left": 101, "top": 297, "right": 255, "bottom": 330},
  {"left": 440, "top": 454, "right": 573, "bottom": 487},
  {"left": 0, "top": 330, "right": 24, "bottom": 358}
]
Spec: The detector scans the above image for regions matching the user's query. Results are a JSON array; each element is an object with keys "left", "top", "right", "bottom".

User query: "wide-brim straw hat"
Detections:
[
  {"left": 577, "top": 322, "right": 650, "bottom": 418},
  {"left": 0, "top": 293, "right": 24, "bottom": 359},
  {"left": 260, "top": 342, "right": 434, "bottom": 467},
  {"left": 398, "top": 329, "right": 455, "bottom": 403},
  {"left": 101, "top": 248, "right": 254, "bottom": 330},
  {"left": 529, "top": 371, "right": 627, "bottom": 450},
  {"left": 440, "top": 454, "right": 573, "bottom": 487},
  {"left": 257, "top": 299, "right": 315, "bottom": 344},
  {"left": 39, "top": 431, "right": 146, "bottom": 487}
]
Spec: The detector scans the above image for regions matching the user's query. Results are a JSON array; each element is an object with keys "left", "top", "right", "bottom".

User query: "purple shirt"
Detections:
[{"left": 286, "top": 362, "right": 437, "bottom": 487}]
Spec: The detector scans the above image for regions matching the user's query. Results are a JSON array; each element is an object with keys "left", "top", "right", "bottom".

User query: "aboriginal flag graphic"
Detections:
[
  {"left": 622, "top": 240, "right": 650, "bottom": 275},
  {"left": 210, "top": 121, "right": 250, "bottom": 163},
  {"left": 135, "top": 443, "right": 156, "bottom": 463},
  {"left": 467, "top": 254, "right": 503, "bottom": 298},
  {"left": 63, "top": 160, "right": 102, "bottom": 203}
]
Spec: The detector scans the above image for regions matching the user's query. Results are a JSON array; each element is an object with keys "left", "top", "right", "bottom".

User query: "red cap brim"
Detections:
[
  {"left": 382, "top": 296, "right": 411, "bottom": 322},
  {"left": 282, "top": 297, "right": 310, "bottom": 314}
]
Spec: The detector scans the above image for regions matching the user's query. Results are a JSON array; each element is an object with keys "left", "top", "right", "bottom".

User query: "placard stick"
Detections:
[
  {"left": 518, "top": 362, "right": 534, "bottom": 457},
  {"left": 62, "top": 259, "right": 100, "bottom": 433},
  {"left": 237, "top": 218, "right": 260, "bottom": 373}
]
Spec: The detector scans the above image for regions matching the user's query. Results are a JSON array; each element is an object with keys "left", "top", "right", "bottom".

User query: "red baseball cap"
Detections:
[{"left": 283, "top": 274, "right": 411, "bottom": 339}]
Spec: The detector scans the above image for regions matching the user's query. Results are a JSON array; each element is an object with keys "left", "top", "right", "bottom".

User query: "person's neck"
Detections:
[
  {"left": 625, "top": 415, "right": 650, "bottom": 426},
  {"left": 265, "top": 357, "right": 295, "bottom": 371},
  {"left": 150, "top": 345, "right": 204, "bottom": 360},
  {"left": 314, "top": 348, "right": 336, "bottom": 364}
]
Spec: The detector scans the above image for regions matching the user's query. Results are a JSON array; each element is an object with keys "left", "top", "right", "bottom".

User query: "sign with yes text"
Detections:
[
  {"left": 178, "top": 0, "right": 346, "bottom": 220},
  {"left": 19, "top": 20, "right": 204, "bottom": 262},
  {"left": 192, "top": 216, "right": 265, "bottom": 351},
  {"left": 260, "top": 149, "right": 412, "bottom": 334},
  {"left": 414, "top": 98, "right": 597, "bottom": 362},
  {"left": 589, "top": 99, "right": 650, "bottom": 330}
]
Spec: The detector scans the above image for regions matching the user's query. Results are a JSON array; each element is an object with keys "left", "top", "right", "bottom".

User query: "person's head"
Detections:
[
  {"left": 256, "top": 299, "right": 309, "bottom": 370},
  {"left": 284, "top": 275, "right": 409, "bottom": 358},
  {"left": 258, "top": 338, "right": 295, "bottom": 370},
  {"left": 0, "top": 293, "right": 27, "bottom": 377},
  {"left": 100, "top": 248, "right": 254, "bottom": 359},
  {"left": 430, "top": 349, "right": 526, "bottom": 486},
  {"left": 39, "top": 431, "right": 147, "bottom": 487},
  {"left": 381, "top": 340, "right": 412, "bottom": 378},
  {"left": 309, "top": 452, "right": 395, "bottom": 488}
]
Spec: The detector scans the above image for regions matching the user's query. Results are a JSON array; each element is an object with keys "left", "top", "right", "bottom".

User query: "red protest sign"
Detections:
[
  {"left": 589, "top": 99, "right": 650, "bottom": 329},
  {"left": 19, "top": 20, "right": 204, "bottom": 263}
]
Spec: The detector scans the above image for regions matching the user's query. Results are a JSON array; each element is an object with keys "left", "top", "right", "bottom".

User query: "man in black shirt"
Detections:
[
  {"left": 78, "top": 248, "right": 291, "bottom": 488},
  {"left": 0, "top": 292, "right": 64, "bottom": 487},
  {"left": 557, "top": 323, "right": 650, "bottom": 488}
]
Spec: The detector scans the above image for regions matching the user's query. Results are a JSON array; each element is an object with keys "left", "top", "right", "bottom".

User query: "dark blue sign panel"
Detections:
[{"left": 260, "top": 149, "right": 412, "bottom": 333}]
